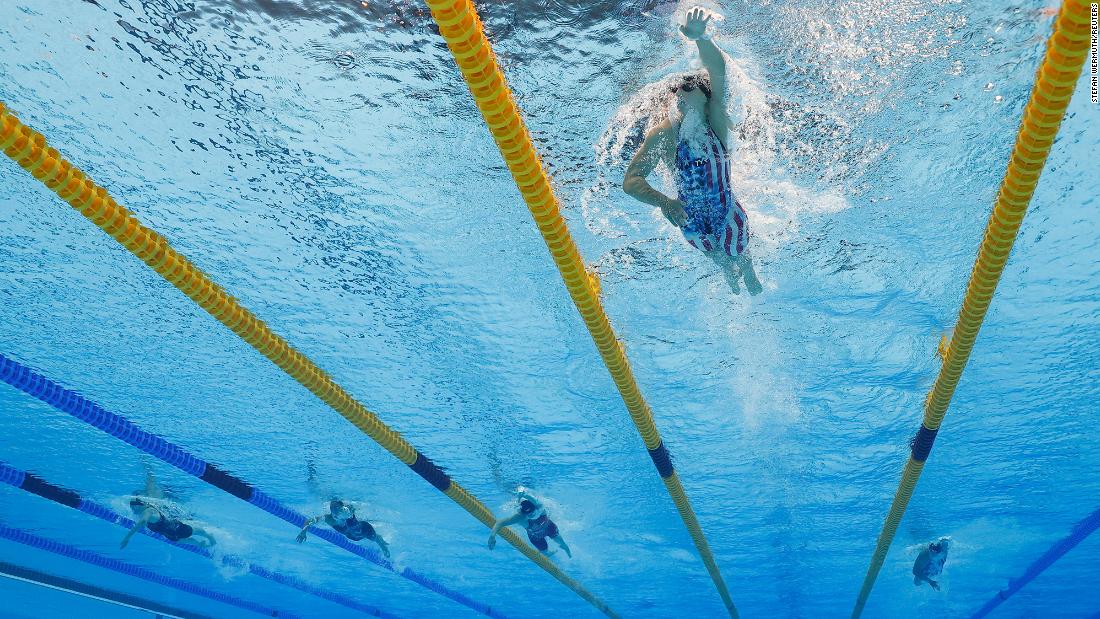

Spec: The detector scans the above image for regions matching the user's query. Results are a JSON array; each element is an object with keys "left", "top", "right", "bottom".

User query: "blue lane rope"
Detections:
[
  {"left": 970, "top": 507, "right": 1100, "bottom": 618},
  {"left": 0, "top": 560, "right": 206, "bottom": 619},
  {"left": 0, "top": 523, "right": 296, "bottom": 617},
  {"left": 0, "top": 460, "right": 393, "bottom": 618},
  {"left": 0, "top": 352, "right": 504, "bottom": 619}
]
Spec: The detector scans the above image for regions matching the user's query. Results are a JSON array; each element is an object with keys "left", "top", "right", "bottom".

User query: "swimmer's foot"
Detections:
[
  {"left": 722, "top": 268, "right": 741, "bottom": 294},
  {"left": 734, "top": 255, "right": 763, "bottom": 296},
  {"left": 743, "top": 269, "right": 763, "bottom": 296}
]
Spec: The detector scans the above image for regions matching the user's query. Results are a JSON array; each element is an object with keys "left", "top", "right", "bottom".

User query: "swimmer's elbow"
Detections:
[{"left": 622, "top": 175, "right": 641, "bottom": 196}]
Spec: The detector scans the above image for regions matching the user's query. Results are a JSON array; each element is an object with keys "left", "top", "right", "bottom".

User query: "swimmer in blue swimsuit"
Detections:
[
  {"left": 487, "top": 488, "right": 571, "bottom": 557},
  {"left": 913, "top": 536, "right": 951, "bottom": 590},
  {"left": 623, "top": 7, "right": 763, "bottom": 295},
  {"left": 120, "top": 472, "right": 215, "bottom": 549},
  {"left": 297, "top": 499, "right": 390, "bottom": 558}
]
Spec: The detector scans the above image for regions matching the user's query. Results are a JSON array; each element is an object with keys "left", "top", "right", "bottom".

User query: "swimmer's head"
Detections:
[
  {"left": 329, "top": 499, "right": 354, "bottom": 521},
  {"left": 671, "top": 73, "right": 712, "bottom": 117},
  {"left": 929, "top": 537, "right": 951, "bottom": 553},
  {"left": 515, "top": 486, "right": 539, "bottom": 513}
]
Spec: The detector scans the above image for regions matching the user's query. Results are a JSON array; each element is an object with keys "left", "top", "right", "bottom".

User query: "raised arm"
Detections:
[
  {"left": 681, "top": 7, "right": 730, "bottom": 144},
  {"left": 622, "top": 122, "right": 687, "bottom": 227}
]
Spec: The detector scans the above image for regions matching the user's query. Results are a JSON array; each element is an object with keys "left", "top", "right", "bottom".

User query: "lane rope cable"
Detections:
[
  {"left": 970, "top": 507, "right": 1100, "bottom": 619},
  {"left": 849, "top": 3, "right": 1092, "bottom": 616},
  {"left": 0, "top": 523, "right": 294, "bottom": 618},
  {"left": 0, "top": 561, "right": 196, "bottom": 619},
  {"left": 420, "top": 1, "right": 739, "bottom": 616},
  {"left": 0, "top": 103, "right": 617, "bottom": 618}
]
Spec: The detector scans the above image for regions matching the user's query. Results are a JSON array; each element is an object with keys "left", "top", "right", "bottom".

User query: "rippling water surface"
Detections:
[{"left": 1, "top": 0, "right": 1097, "bottom": 617}]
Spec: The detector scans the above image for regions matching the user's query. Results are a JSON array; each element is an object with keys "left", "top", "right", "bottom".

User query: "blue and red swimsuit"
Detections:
[{"left": 674, "top": 126, "right": 749, "bottom": 257}]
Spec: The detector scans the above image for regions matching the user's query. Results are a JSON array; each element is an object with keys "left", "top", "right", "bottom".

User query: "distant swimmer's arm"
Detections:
[
  {"left": 120, "top": 509, "right": 153, "bottom": 549},
  {"left": 623, "top": 123, "right": 688, "bottom": 227},
  {"left": 912, "top": 549, "right": 930, "bottom": 585},
  {"left": 296, "top": 515, "right": 322, "bottom": 543},
  {"left": 487, "top": 512, "right": 526, "bottom": 550}
]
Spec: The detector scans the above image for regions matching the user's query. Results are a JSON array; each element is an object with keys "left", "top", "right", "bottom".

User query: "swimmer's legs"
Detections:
[
  {"left": 551, "top": 534, "right": 572, "bottom": 558},
  {"left": 374, "top": 537, "right": 391, "bottom": 559},
  {"left": 737, "top": 254, "right": 763, "bottom": 296},
  {"left": 184, "top": 527, "right": 216, "bottom": 548},
  {"left": 707, "top": 252, "right": 740, "bottom": 294}
]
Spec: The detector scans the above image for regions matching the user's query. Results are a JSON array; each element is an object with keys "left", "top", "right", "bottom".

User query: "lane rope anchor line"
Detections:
[
  {"left": 850, "top": 3, "right": 1093, "bottom": 617},
  {"left": 969, "top": 507, "right": 1100, "bottom": 619},
  {"left": 422, "top": 1, "right": 738, "bottom": 616},
  {"left": 0, "top": 523, "right": 295, "bottom": 618}
]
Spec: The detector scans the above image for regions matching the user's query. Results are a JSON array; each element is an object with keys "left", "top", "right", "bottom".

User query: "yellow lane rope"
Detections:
[
  {"left": 0, "top": 102, "right": 619, "bottom": 619},
  {"left": 423, "top": 1, "right": 738, "bottom": 616},
  {"left": 850, "top": 3, "right": 1092, "bottom": 616}
]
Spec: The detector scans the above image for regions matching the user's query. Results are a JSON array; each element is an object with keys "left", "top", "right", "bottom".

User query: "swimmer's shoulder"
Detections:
[
  {"left": 645, "top": 120, "right": 676, "bottom": 156},
  {"left": 649, "top": 119, "right": 674, "bottom": 138}
]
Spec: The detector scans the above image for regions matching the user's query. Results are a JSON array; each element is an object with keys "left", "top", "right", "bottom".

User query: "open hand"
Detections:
[
  {"left": 680, "top": 7, "right": 712, "bottom": 41},
  {"left": 296, "top": 530, "right": 307, "bottom": 544},
  {"left": 487, "top": 534, "right": 497, "bottom": 550},
  {"left": 661, "top": 199, "right": 688, "bottom": 227}
]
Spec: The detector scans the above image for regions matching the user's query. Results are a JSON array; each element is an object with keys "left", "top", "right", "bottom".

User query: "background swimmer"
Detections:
[
  {"left": 488, "top": 488, "right": 571, "bottom": 557},
  {"left": 120, "top": 472, "right": 215, "bottom": 549},
  {"left": 912, "top": 536, "right": 951, "bottom": 590},
  {"left": 297, "top": 498, "right": 391, "bottom": 558}
]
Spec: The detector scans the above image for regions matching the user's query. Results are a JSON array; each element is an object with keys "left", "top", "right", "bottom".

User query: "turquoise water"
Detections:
[{"left": 1, "top": 0, "right": 1098, "bottom": 617}]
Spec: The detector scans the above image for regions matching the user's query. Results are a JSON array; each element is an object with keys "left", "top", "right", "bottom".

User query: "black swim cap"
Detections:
[
  {"left": 671, "top": 74, "right": 712, "bottom": 99},
  {"left": 519, "top": 499, "right": 535, "bottom": 514}
]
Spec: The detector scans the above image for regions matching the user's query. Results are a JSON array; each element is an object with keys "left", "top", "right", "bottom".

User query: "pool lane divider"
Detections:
[
  {"left": 0, "top": 353, "right": 497, "bottom": 619},
  {"left": 0, "top": 560, "right": 201, "bottom": 619},
  {"left": 969, "top": 507, "right": 1100, "bottom": 619},
  {"left": 0, "top": 103, "right": 616, "bottom": 618},
  {"left": 0, "top": 523, "right": 294, "bottom": 618},
  {"left": 849, "top": 3, "right": 1094, "bottom": 617},
  {"left": 421, "top": 1, "right": 737, "bottom": 616},
  {"left": 0, "top": 460, "right": 394, "bottom": 618}
]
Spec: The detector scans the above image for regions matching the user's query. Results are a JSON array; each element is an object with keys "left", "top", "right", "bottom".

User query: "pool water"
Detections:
[{"left": 0, "top": 0, "right": 1097, "bottom": 617}]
